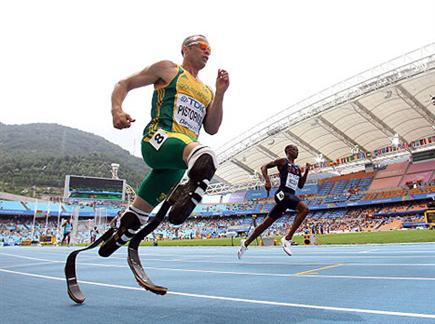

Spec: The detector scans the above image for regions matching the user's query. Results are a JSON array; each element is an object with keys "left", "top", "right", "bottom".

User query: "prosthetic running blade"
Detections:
[
  {"left": 127, "top": 244, "right": 168, "bottom": 295},
  {"left": 64, "top": 228, "right": 115, "bottom": 304},
  {"left": 126, "top": 201, "right": 169, "bottom": 295}
]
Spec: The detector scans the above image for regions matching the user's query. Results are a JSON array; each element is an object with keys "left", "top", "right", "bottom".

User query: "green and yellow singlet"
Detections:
[{"left": 144, "top": 66, "right": 214, "bottom": 142}]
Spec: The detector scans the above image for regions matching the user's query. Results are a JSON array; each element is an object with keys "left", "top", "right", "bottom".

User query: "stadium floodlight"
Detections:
[
  {"left": 315, "top": 154, "right": 325, "bottom": 164},
  {"left": 391, "top": 133, "right": 400, "bottom": 147},
  {"left": 351, "top": 145, "right": 360, "bottom": 155},
  {"left": 384, "top": 90, "right": 393, "bottom": 99},
  {"left": 111, "top": 163, "right": 120, "bottom": 179}
]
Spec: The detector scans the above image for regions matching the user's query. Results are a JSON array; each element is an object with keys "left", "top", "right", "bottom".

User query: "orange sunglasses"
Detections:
[{"left": 189, "top": 41, "right": 211, "bottom": 53}]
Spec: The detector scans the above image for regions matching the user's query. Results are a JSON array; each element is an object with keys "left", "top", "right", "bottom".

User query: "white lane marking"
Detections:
[
  {"left": 0, "top": 253, "right": 128, "bottom": 268},
  {"left": 7, "top": 247, "right": 435, "bottom": 257},
  {"left": 297, "top": 274, "right": 435, "bottom": 281},
  {"left": 1, "top": 268, "right": 435, "bottom": 319},
  {"left": 106, "top": 255, "right": 435, "bottom": 265},
  {"left": 1, "top": 261, "right": 56, "bottom": 269},
  {"left": 112, "top": 250, "right": 435, "bottom": 256},
  {"left": 0, "top": 253, "right": 63, "bottom": 263},
  {"left": 121, "top": 266, "right": 435, "bottom": 281},
  {"left": 4, "top": 252, "right": 435, "bottom": 267},
  {"left": 358, "top": 249, "right": 380, "bottom": 254},
  {"left": 2, "top": 253, "right": 435, "bottom": 282},
  {"left": 110, "top": 257, "right": 435, "bottom": 266}
]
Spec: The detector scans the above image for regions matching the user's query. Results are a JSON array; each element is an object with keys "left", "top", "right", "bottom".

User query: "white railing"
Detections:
[
  {"left": 216, "top": 43, "right": 435, "bottom": 165},
  {"left": 207, "top": 146, "right": 431, "bottom": 195}
]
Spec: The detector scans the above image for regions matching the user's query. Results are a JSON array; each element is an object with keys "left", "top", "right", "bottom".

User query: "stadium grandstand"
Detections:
[{"left": 1, "top": 43, "right": 435, "bottom": 245}]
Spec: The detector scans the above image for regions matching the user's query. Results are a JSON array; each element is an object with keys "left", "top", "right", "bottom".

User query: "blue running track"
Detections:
[{"left": 1, "top": 243, "right": 435, "bottom": 323}]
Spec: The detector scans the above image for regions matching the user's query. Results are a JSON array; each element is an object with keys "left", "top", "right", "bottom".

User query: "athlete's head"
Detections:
[
  {"left": 284, "top": 144, "right": 298, "bottom": 159},
  {"left": 181, "top": 35, "right": 211, "bottom": 69}
]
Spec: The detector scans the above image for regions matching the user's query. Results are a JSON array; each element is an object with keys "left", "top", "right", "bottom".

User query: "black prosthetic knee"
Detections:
[
  {"left": 167, "top": 146, "right": 217, "bottom": 225},
  {"left": 98, "top": 208, "right": 146, "bottom": 257}
]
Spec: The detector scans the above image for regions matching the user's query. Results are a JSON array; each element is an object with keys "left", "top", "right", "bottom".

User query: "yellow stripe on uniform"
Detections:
[
  {"left": 166, "top": 131, "right": 194, "bottom": 144},
  {"left": 172, "top": 123, "right": 197, "bottom": 141},
  {"left": 153, "top": 88, "right": 165, "bottom": 133},
  {"left": 142, "top": 130, "right": 194, "bottom": 145},
  {"left": 147, "top": 89, "right": 165, "bottom": 136}
]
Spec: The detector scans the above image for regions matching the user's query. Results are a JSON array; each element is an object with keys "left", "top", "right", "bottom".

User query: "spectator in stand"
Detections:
[
  {"left": 61, "top": 219, "right": 72, "bottom": 245},
  {"left": 90, "top": 226, "right": 99, "bottom": 243}
]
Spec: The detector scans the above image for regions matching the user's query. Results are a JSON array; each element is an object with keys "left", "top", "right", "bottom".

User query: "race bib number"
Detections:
[
  {"left": 174, "top": 94, "right": 206, "bottom": 135},
  {"left": 285, "top": 173, "right": 299, "bottom": 190},
  {"left": 149, "top": 129, "right": 168, "bottom": 151}
]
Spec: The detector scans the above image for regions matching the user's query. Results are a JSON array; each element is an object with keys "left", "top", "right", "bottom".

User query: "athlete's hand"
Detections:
[
  {"left": 112, "top": 110, "right": 136, "bottom": 129},
  {"left": 265, "top": 179, "right": 272, "bottom": 191},
  {"left": 305, "top": 163, "right": 312, "bottom": 170},
  {"left": 216, "top": 69, "right": 229, "bottom": 94}
]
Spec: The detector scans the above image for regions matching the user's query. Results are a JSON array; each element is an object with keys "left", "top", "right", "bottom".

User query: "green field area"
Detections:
[{"left": 139, "top": 229, "right": 435, "bottom": 247}]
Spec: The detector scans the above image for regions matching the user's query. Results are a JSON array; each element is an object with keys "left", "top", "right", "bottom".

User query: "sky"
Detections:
[{"left": 1, "top": 0, "right": 434, "bottom": 158}]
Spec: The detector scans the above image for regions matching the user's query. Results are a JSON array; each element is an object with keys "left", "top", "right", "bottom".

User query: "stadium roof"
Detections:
[{"left": 209, "top": 43, "right": 435, "bottom": 194}]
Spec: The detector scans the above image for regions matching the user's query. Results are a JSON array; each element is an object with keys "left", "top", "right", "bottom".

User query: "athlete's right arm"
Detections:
[
  {"left": 111, "top": 60, "right": 177, "bottom": 129},
  {"left": 261, "top": 158, "right": 286, "bottom": 191}
]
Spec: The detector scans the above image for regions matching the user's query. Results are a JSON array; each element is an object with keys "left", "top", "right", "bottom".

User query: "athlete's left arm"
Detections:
[
  {"left": 204, "top": 69, "right": 230, "bottom": 135},
  {"left": 298, "top": 163, "right": 311, "bottom": 188}
]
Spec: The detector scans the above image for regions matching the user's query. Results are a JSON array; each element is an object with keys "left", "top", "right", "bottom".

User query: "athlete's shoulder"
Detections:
[
  {"left": 275, "top": 158, "right": 288, "bottom": 168},
  {"left": 295, "top": 164, "right": 302, "bottom": 174},
  {"left": 151, "top": 60, "right": 178, "bottom": 70},
  {"left": 148, "top": 61, "right": 179, "bottom": 86}
]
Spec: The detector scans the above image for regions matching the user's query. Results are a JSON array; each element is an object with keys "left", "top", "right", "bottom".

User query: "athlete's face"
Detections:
[
  {"left": 285, "top": 146, "right": 298, "bottom": 159},
  {"left": 183, "top": 38, "right": 211, "bottom": 68}
]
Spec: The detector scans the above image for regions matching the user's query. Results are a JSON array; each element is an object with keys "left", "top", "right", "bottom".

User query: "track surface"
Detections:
[{"left": 1, "top": 243, "right": 435, "bottom": 323}]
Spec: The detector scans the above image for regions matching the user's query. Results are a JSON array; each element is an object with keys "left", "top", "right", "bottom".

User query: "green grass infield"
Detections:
[{"left": 137, "top": 229, "right": 435, "bottom": 247}]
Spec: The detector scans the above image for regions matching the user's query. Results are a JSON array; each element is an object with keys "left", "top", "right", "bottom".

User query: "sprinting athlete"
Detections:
[
  {"left": 98, "top": 35, "right": 230, "bottom": 256},
  {"left": 238, "top": 144, "right": 310, "bottom": 258}
]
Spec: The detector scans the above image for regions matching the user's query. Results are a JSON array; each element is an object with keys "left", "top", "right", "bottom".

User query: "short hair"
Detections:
[
  {"left": 284, "top": 144, "right": 298, "bottom": 154},
  {"left": 181, "top": 34, "right": 208, "bottom": 56}
]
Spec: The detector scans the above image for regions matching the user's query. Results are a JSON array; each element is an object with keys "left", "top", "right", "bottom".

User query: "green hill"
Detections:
[{"left": 0, "top": 123, "right": 149, "bottom": 197}]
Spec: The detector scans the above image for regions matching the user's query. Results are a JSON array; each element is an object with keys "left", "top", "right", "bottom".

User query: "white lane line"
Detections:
[
  {"left": 328, "top": 263, "right": 435, "bottom": 266},
  {"left": 5, "top": 252, "right": 435, "bottom": 267},
  {"left": 0, "top": 253, "right": 64, "bottom": 263},
  {"left": 107, "top": 256, "right": 435, "bottom": 265},
  {"left": 0, "top": 253, "right": 127, "bottom": 268},
  {"left": 358, "top": 249, "right": 380, "bottom": 254},
  {"left": 1, "top": 261, "right": 56, "bottom": 269},
  {"left": 2, "top": 253, "right": 435, "bottom": 282},
  {"left": 4, "top": 251, "right": 435, "bottom": 269},
  {"left": 9, "top": 248, "right": 435, "bottom": 257},
  {"left": 112, "top": 251, "right": 435, "bottom": 256},
  {"left": 118, "top": 266, "right": 435, "bottom": 281},
  {"left": 88, "top": 256, "right": 435, "bottom": 266},
  {"left": 297, "top": 274, "right": 435, "bottom": 281},
  {"left": 1, "top": 268, "right": 435, "bottom": 320},
  {"left": 104, "top": 252, "right": 435, "bottom": 259}
]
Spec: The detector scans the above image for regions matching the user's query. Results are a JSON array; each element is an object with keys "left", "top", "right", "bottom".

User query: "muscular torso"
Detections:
[{"left": 144, "top": 64, "right": 214, "bottom": 141}]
